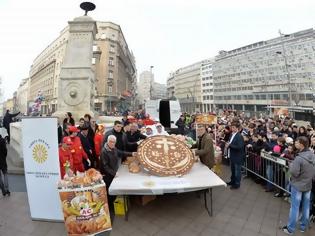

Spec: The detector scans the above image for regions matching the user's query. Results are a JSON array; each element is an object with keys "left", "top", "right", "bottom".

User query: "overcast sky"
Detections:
[{"left": 0, "top": 0, "right": 315, "bottom": 100}]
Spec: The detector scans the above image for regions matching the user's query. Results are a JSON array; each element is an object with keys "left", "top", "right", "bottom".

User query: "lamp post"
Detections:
[{"left": 276, "top": 30, "right": 292, "bottom": 114}]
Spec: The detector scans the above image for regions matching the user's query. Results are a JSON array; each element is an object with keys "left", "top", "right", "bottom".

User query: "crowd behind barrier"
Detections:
[{"left": 243, "top": 150, "right": 292, "bottom": 194}]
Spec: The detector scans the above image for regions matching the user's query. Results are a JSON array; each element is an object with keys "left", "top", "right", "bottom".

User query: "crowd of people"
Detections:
[{"left": 1, "top": 108, "right": 315, "bottom": 234}]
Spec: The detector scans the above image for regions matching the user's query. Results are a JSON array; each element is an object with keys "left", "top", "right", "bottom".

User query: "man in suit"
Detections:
[
  {"left": 192, "top": 124, "right": 215, "bottom": 170},
  {"left": 226, "top": 121, "right": 245, "bottom": 189}
]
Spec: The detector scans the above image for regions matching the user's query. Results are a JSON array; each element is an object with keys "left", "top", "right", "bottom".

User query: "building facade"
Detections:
[
  {"left": 94, "top": 22, "right": 136, "bottom": 113},
  {"left": 28, "top": 21, "right": 136, "bottom": 115},
  {"left": 138, "top": 71, "right": 153, "bottom": 104},
  {"left": 172, "top": 61, "right": 203, "bottom": 113},
  {"left": 200, "top": 58, "right": 214, "bottom": 112},
  {"left": 151, "top": 82, "right": 167, "bottom": 100},
  {"left": 16, "top": 78, "right": 30, "bottom": 115},
  {"left": 166, "top": 72, "right": 175, "bottom": 99},
  {"left": 29, "top": 27, "right": 69, "bottom": 115},
  {"left": 213, "top": 28, "right": 315, "bottom": 116}
]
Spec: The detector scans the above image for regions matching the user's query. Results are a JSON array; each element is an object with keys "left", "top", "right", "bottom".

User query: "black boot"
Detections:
[{"left": 6, "top": 191, "right": 10, "bottom": 196}]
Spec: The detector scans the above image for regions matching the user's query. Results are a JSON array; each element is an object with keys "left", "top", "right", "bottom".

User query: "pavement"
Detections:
[{"left": 0, "top": 165, "right": 314, "bottom": 236}]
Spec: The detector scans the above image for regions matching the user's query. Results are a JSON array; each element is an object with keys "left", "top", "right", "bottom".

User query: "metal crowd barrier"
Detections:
[{"left": 243, "top": 150, "right": 292, "bottom": 194}]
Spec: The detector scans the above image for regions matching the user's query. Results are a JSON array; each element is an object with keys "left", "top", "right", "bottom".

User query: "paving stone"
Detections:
[{"left": 1, "top": 166, "right": 315, "bottom": 236}]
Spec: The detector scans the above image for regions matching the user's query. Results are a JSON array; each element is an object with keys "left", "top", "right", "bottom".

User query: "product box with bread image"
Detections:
[{"left": 58, "top": 169, "right": 112, "bottom": 236}]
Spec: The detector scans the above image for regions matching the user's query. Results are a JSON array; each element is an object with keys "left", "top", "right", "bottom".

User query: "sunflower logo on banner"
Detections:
[{"left": 32, "top": 144, "right": 48, "bottom": 164}]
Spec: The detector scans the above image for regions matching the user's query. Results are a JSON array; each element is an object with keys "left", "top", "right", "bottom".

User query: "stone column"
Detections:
[{"left": 53, "top": 15, "right": 97, "bottom": 120}]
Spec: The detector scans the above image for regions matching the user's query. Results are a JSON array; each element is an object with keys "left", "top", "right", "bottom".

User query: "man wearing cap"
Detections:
[
  {"left": 68, "top": 126, "right": 90, "bottom": 173},
  {"left": 59, "top": 137, "right": 74, "bottom": 179}
]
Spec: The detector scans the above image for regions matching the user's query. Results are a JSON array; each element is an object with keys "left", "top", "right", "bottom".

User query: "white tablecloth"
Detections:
[{"left": 109, "top": 162, "right": 227, "bottom": 195}]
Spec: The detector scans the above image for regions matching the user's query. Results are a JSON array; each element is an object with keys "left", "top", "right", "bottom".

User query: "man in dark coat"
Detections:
[
  {"left": 192, "top": 124, "right": 215, "bottom": 169},
  {"left": 125, "top": 122, "right": 147, "bottom": 152},
  {"left": 0, "top": 134, "right": 9, "bottom": 196},
  {"left": 100, "top": 135, "right": 135, "bottom": 210},
  {"left": 175, "top": 115, "right": 186, "bottom": 135},
  {"left": 226, "top": 121, "right": 245, "bottom": 189},
  {"left": 102, "top": 121, "right": 126, "bottom": 159},
  {"left": 79, "top": 125, "right": 94, "bottom": 169},
  {"left": 2, "top": 110, "right": 20, "bottom": 144}
]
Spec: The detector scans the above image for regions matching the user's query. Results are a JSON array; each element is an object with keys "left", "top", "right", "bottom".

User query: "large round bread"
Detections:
[{"left": 137, "top": 135, "right": 194, "bottom": 176}]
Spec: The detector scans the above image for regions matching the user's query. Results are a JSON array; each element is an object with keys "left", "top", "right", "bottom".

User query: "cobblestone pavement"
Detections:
[{"left": 0, "top": 166, "right": 314, "bottom": 236}]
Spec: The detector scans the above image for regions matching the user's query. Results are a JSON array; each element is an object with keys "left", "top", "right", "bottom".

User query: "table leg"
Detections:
[
  {"left": 204, "top": 189, "right": 213, "bottom": 217},
  {"left": 209, "top": 188, "right": 213, "bottom": 217},
  {"left": 204, "top": 189, "right": 210, "bottom": 217},
  {"left": 123, "top": 195, "right": 129, "bottom": 221}
]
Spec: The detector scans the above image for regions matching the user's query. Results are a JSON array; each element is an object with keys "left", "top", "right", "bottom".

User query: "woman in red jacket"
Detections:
[
  {"left": 59, "top": 136, "right": 74, "bottom": 179},
  {"left": 94, "top": 124, "right": 105, "bottom": 169}
]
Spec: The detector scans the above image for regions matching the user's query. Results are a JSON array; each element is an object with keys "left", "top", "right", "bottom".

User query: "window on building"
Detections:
[
  {"left": 108, "top": 86, "right": 112, "bottom": 93},
  {"left": 109, "top": 57, "right": 114, "bottom": 66},
  {"left": 274, "top": 94, "right": 280, "bottom": 100},
  {"left": 109, "top": 71, "right": 113, "bottom": 79},
  {"left": 110, "top": 45, "right": 115, "bottom": 53},
  {"left": 101, "top": 33, "right": 106, "bottom": 39},
  {"left": 92, "top": 58, "right": 96, "bottom": 65}
]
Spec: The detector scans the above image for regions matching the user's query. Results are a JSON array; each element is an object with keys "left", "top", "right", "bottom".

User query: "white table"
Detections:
[{"left": 109, "top": 162, "right": 227, "bottom": 219}]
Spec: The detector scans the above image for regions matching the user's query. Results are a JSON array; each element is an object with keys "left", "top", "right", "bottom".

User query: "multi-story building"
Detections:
[
  {"left": 151, "top": 82, "right": 167, "bottom": 100},
  {"left": 94, "top": 22, "right": 136, "bottom": 113},
  {"left": 213, "top": 28, "right": 315, "bottom": 116},
  {"left": 172, "top": 61, "right": 203, "bottom": 113},
  {"left": 200, "top": 58, "right": 214, "bottom": 112},
  {"left": 166, "top": 72, "right": 175, "bottom": 99},
  {"left": 29, "top": 27, "right": 69, "bottom": 115},
  {"left": 3, "top": 98, "right": 14, "bottom": 112},
  {"left": 137, "top": 70, "right": 167, "bottom": 104},
  {"left": 138, "top": 71, "right": 153, "bottom": 104},
  {"left": 16, "top": 78, "right": 30, "bottom": 115},
  {"left": 28, "top": 21, "right": 136, "bottom": 115}
]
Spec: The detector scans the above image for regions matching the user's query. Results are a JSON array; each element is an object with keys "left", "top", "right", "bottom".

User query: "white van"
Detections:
[{"left": 145, "top": 99, "right": 182, "bottom": 128}]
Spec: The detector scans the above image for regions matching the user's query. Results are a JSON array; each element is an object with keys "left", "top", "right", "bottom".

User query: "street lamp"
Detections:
[{"left": 276, "top": 30, "right": 292, "bottom": 113}]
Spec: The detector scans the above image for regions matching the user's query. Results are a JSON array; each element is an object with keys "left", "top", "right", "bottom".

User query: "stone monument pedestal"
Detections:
[{"left": 53, "top": 15, "right": 97, "bottom": 121}]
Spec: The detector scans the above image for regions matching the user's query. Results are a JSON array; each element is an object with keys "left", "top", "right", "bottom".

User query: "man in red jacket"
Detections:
[
  {"left": 59, "top": 136, "right": 74, "bottom": 179},
  {"left": 68, "top": 126, "right": 90, "bottom": 173}
]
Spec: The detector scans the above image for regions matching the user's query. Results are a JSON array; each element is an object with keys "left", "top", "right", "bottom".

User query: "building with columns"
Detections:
[
  {"left": 213, "top": 28, "right": 315, "bottom": 116},
  {"left": 28, "top": 21, "right": 136, "bottom": 115}
]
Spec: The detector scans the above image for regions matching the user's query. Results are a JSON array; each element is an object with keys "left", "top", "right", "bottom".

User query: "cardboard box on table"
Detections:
[{"left": 58, "top": 183, "right": 112, "bottom": 236}]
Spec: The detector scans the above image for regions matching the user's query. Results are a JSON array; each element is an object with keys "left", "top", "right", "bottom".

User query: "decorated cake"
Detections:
[{"left": 137, "top": 135, "right": 194, "bottom": 176}]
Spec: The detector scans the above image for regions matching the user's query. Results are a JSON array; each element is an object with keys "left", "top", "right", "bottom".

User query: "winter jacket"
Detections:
[
  {"left": 0, "top": 135, "right": 8, "bottom": 171},
  {"left": 289, "top": 149, "right": 315, "bottom": 192}
]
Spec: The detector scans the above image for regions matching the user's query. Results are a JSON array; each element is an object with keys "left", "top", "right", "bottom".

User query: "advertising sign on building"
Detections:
[{"left": 22, "top": 117, "right": 63, "bottom": 221}]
